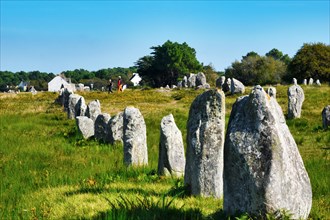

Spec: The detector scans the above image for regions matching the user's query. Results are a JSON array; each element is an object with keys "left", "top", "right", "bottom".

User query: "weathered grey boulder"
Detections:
[
  {"left": 60, "top": 88, "right": 73, "bottom": 110},
  {"left": 293, "top": 78, "right": 297, "bottom": 85},
  {"left": 308, "top": 78, "right": 314, "bottom": 85},
  {"left": 158, "top": 114, "right": 185, "bottom": 177},
  {"left": 196, "top": 72, "right": 207, "bottom": 87},
  {"left": 177, "top": 81, "right": 182, "bottom": 88},
  {"left": 316, "top": 79, "right": 321, "bottom": 86},
  {"left": 267, "top": 87, "right": 276, "bottom": 99},
  {"left": 108, "top": 112, "right": 124, "bottom": 144},
  {"left": 76, "top": 116, "right": 94, "bottom": 139},
  {"left": 184, "top": 89, "right": 225, "bottom": 198},
  {"left": 303, "top": 79, "right": 307, "bottom": 85},
  {"left": 322, "top": 105, "right": 330, "bottom": 129},
  {"left": 230, "top": 78, "right": 245, "bottom": 94},
  {"left": 123, "top": 107, "right": 148, "bottom": 166},
  {"left": 288, "top": 85, "right": 305, "bottom": 119},
  {"left": 224, "top": 85, "right": 312, "bottom": 219},
  {"left": 94, "top": 113, "right": 111, "bottom": 143},
  {"left": 86, "top": 100, "right": 101, "bottom": 121},
  {"left": 187, "top": 73, "right": 196, "bottom": 88},
  {"left": 68, "top": 94, "right": 82, "bottom": 119},
  {"left": 75, "top": 96, "right": 87, "bottom": 117},
  {"left": 197, "top": 83, "right": 210, "bottom": 90},
  {"left": 222, "top": 78, "right": 231, "bottom": 92},
  {"left": 216, "top": 76, "right": 226, "bottom": 89},
  {"left": 182, "top": 76, "right": 188, "bottom": 88}
]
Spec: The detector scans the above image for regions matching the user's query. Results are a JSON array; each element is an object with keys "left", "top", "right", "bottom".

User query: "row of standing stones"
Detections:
[{"left": 55, "top": 79, "right": 330, "bottom": 219}]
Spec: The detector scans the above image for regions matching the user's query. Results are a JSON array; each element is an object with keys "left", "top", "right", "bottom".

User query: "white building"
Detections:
[
  {"left": 48, "top": 75, "right": 71, "bottom": 92},
  {"left": 130, "top": 73, "right": 142, "bottom": 86}
]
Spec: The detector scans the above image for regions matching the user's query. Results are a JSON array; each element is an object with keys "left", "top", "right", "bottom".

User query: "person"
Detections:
[
  {"left": 117, "top": 76, "right": 123, "bottom": 92},
  {"left": 108, "top": 79, "right": 113, "bottom": 93}
]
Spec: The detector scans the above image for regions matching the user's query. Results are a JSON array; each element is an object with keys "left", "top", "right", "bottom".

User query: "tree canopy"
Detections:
[
  {"left": 287, "top": 43, "right": 330, "bottom": 82},
  {"left": 136, "top": 40, "right": 202, "bottom": 87}
]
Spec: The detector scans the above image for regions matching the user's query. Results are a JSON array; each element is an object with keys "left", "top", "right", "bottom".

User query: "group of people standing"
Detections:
[{"left": 108, "top": 76, "right": 123, "bottom": 93}]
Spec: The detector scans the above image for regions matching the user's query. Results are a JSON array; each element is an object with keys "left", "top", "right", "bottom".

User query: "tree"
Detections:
[
  {"left": 266, "top": 48, "right": 291, "bottom": 65},
  {"left": 287, "top": 42, "right": 330, "bottom": 82},
  {"left": 242, "top": 51, "right": 260, "bottom": 60},
  {"left": 136, "top": 40, "right": 202, "bottom": 87}
]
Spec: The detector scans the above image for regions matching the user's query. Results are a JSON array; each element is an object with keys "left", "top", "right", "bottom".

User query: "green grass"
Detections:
[{"left": 0, "top": 85, "right": 329, "bottom": 219}]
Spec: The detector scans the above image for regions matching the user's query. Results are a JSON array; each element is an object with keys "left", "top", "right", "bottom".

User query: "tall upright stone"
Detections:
[
  {"left": 322, "top": 105, "right": 330, "bottom": 129},
  {"left": 230, "top": 78, "right": 245, "bottom": 94},
  {"left": 196, "top": 72, "right": 207, "bottom": 87},
  {"left": 123, "top": 107, "right": 148, "bottom": 166},
  {"left": 303, "top": 79, "right": 307, "bottom": 85},
  {"left": 216, "top": 76, "right": 226, "bottom": 89},
  {"left": 187, "top": 73, "right": 196, "bottom": 88},
  {"left": 75, "top": 96, "right": 87, "bottom": 117},
  {"left": 76, "top": 116, "right": 94, "bottom": 139},
  {"left": 108, "top": 112, "right": 124, "bottom": 144},
  {"left": 182, "top": 76, "right": 188, "bottom": 88},
  {"left": 94, "top": 113, "right": 111, "bottom": 143},
  {"left": 68, "top": 94, "right": 82, "bottom": 119},
  {"left": 222, "top": 78, "right": 231, "bottom": 92},
  {"left": 267, "top": 87, "right": 276, "bottom": 98},
  {"left": 292, "top": 78, "right": 297, "bottom": 85},
  {"left": 316, "top": 79, "right": 321, "bottom": 86},
  {"left": 158, "top": 114, "right": 185, "bottom": 177},
  {"left": 86, "top": 100, "right": 101, "bottom": 121},
  {"left": 224, "top": 86, "right": 312, "bottom": 219},
  {"left": 288, "top": 85, "right": 305, "bottom": 119},
  {"left": 308, "top": 78, "right": 314, "bottom": 85},
  {"left": 63, "top": 88, "right": 73, "bottom": 111},
  {"left": 184, "top": 89, "right": 225, "bottom": 198}
]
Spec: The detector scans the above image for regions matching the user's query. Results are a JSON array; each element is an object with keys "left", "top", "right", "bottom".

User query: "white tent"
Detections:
[{"left": 48, "top": 75, "right": 70, "bottom": 92}]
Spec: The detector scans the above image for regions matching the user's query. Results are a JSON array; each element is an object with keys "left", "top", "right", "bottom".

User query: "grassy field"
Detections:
[{"left": 0, "top": 85, "right": 329, "bottom": 219}]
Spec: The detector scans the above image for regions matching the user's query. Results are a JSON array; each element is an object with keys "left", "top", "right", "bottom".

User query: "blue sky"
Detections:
[{"left": 1, "top": 1, "right": 329, "bottom": 73}]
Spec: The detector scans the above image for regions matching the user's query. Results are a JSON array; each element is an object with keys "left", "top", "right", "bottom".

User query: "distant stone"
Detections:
[
  {"left": 216, "top": 76, "right": 226, "bottom": 89},
  {"left": 224, "top": 85, "right": 312, "bottom": 219},
  {"left": 158, "top": 114, "right": 185, "bottom": 177},
  {"left": 108, "top": 112, "right": 124, "bottom": 144},
  {"left": 308, "top": 78, "right": 313, "bottom": 85},
  {"left": 187, "top": 73, "right": 196, "bottom": 88},
  {"left": 182, "top": 76, "right": 188, "bottom": 88},
  {"left": 123, "top": 107, "right": 148, "bottom": 166},
  {"left": 196, "top": 72, "right": 207, "bottom": 87},
  {"left": 267, "top": 87, "right": 276, "bottom": 98},
  {"left": 230, "top": 78, "right": 245, "bottom": 94},
  {"left": 86, "top": 100, "right": 101, "bottom": 122},
  {"left": 222, "top": 78, "right": 231, "bottom": 92},
  {"left": 165, "top": 85, "right": 170, "bottom": 90},
  {"left": 75, "top": 96, "right": 87, "bottom": 117},
  {"left": 184, "top": 89, "right": 225, "bottom": 198},
  {"left": 67, "top": 94, "right": 82, "bottom": 119},
  {"left": 293, "top": 78, "right": 297, "bottom": 85},
  {"left": 172, "top": 85, "right": 177, "bottom": 89},
  {"left": 61, "top": 88, "right": 73, "bottom": 111},
  {"left": 177, "top": 81, "right": 182, "bottom": 88},
  {"left": 322, "top": 105, "right": 330, "bottom": 129},
  {"left": 288, "top": 85, "right": 305, "bottom": 119},
  {"left": 76, "top": 116, "right": 94, "bottom": 139},
  {"left": 303, "top": 79, "right": 307, "bottom": 85},
  {"left": 316, "top": 79, "right": 321, "bottom": 86},
  {"left": 94, "top": 113, "right": 111, "bottom": 143}
]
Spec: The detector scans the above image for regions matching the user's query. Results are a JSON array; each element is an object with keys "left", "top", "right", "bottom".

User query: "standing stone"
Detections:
[
  {"left": 177, "top": 81, "right": 182, "bottom": 88},
  {"left": 303, "top": 79, "right": 307, "bottom": 85},
  {"left": 63, "top": 88, "right": 73, "bottom": 111},
  {"left": 123, "top": 107, "right": 148, "bottom": 166},
  {"left": 224, "top": 85, "right": 312, "bottom": 219},
  {"left": 184, "top": 89, "right": 225, "bottom": 198},
  {"left": 230, "top": 78, "right": 245, "bottom": 94},
  {"left": 68, "top": 94, "right": 82, "bottom": 119},
  {"left": 182, "top": 76, "right": 188, "bottom": 88},
  {"left": 216, "top": 76, "right": 226, "bottom": 89},
  {"left": 187, "top": 73, "right": 196, "bottom": 88},
  {"left": 75, "top": 96, "right": 87, "bottom": 117},
  {"left": 76, "top": 116, "right": 94, "bottom": 139},
  {"left": 288, "top": 85, "right": 305, "bottom": 119},
  {"left": 316, "top": 79, "right": 321, "bottom": 86},
  {"left": 86, "top": 100, "right": 101, "bottom": 121},
  {"left": 267, "top": 87, "right": 276, "bottom": 99},
  {"left": 222, "top": 78, "right": 231, "bottom": 92},
  {"left": 158, "top": 114, "right": 185, "bottom": 177},
  {"left": 94, "top": 113, "right": 111, "bottom": 143},
  {"left": 108, "top": 112, "right": 124, "bottom": 144},
  {"left": 293, "top": 78, "right": 297, "bottom": 85},
  {"left": 196, "top": 72, "right": 207, "bottom": 87},
  {"left": 308, "top": 78, "right": 313, "bottom": 85},
  {"left": 322, "top": 105, "right": 330, "bottom": 129}
]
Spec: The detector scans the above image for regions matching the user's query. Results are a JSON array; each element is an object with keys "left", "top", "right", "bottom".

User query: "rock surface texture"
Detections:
[
  {"left": 222, "top": 78, "right": 231, "bottom": 93},
  {"left": 109, "top": 112, "right": 124, "bottom": 144},
  {"left": 75, "top": 96, "right": 87, "bottom": 118},
  {"left": 187, "top": 73, "right": 196, "bottom": 88},
  {"left": 123, "top": 107, "right": 148, "bottom": 166},
  {"left": 158, "top": 114, "right": 185, "bottom": 177},
  {"left": 230, "top": 78, "right": 245, "bottom": 94},
  {"left": 68, "top": 94, "right": 82, "bottom": 119},
  {"left": 216, "top": 76, "right": 226, "bottom": 89},
  {"left": 94, "top": 113, "right": 111, "bottom": 143},
  {"left": 308, "top": 78, "right": 313, "bottom": 85},
  {"left": 86, "top": 100, "right": 101, "bottom": 121},
  {"left": 76, "top": 116, "right": 94, "bottom": 139},
  {"left": 224, "top": 85, "right": 312, "bottom": 219},
  {"left": 288, "top": 85, "right": 305, "bottom": 119},
  {"left": 184, "top": 89, "right": 225, "bottom": 198},
  {"left": 267, "top": 87, "right": 276, "bottom": 99},
  {"left": 322, "top": 105, "right": 330, "bottom": 129}
]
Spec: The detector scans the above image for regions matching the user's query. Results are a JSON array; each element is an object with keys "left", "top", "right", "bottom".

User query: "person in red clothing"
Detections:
[{"left": 117, "top": 76, "right": 123, "bottom": 92}]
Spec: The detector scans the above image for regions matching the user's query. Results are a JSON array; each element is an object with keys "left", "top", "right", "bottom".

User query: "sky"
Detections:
[{"left": 1, "top": 0, "right": 329, "bottom": 74}]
